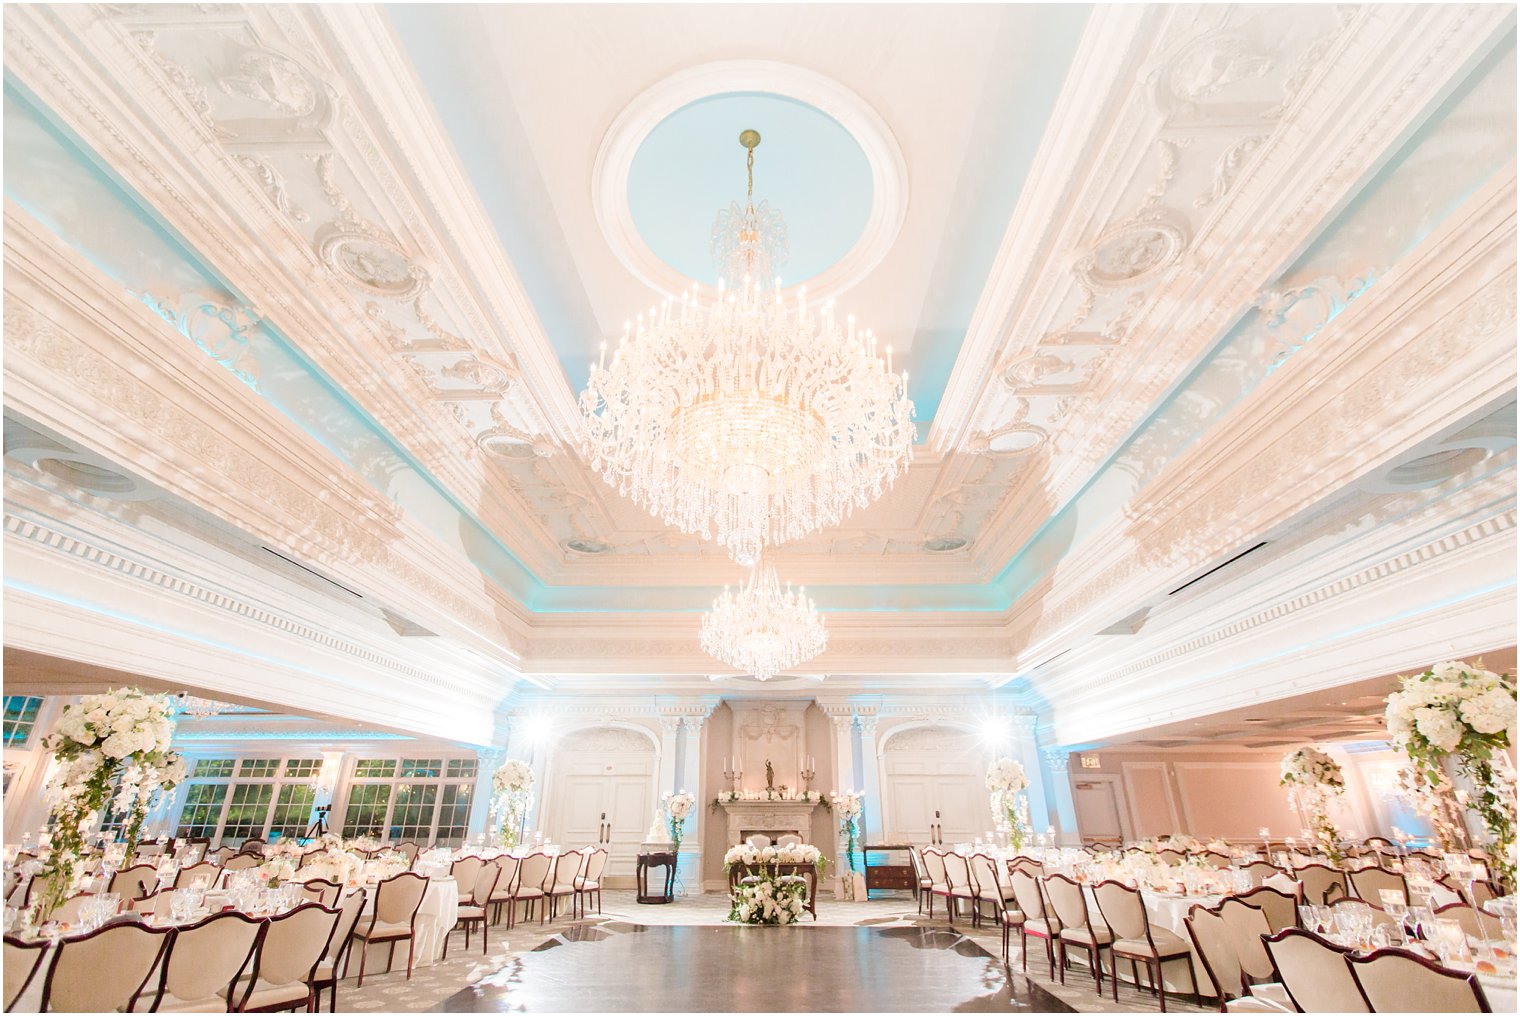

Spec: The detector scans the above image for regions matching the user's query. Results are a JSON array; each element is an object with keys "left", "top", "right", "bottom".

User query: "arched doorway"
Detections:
[
  {"left": 879, "top": 725, "right": 987, "bottom": 846},
  {"left": 542, "top": 726, "right": 657, "bottom": 881}
]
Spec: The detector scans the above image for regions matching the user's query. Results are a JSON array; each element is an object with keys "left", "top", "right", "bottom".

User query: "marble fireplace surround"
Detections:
[{"left": 720, "top": 801, "right": 826, "bottom": 848}]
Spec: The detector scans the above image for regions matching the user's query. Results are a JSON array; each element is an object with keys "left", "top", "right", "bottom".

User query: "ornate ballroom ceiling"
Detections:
[{"left": 2, "top": 4, "right": 1515, "bottom": 747}]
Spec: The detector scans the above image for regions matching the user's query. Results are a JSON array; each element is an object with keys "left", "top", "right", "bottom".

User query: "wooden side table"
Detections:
[
  {"left": 636, "top": 851, "right": 677, "bottom": 904},
  {"left": 863, "top": 844, "right": 918, "bottom": 895}
]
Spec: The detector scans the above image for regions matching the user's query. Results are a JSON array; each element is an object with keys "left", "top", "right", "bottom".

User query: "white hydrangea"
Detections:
[{"left": 985, "top": 758, "right": 1029, "bottom": 794}]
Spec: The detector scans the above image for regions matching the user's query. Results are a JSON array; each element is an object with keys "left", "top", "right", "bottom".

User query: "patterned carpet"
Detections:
[{"left": 336, "top": 890, "right": 1210, "bottom": 1013}]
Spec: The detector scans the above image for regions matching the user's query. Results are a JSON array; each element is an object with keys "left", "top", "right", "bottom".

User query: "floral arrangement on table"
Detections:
[
  {"left": 304, "top": 846, "right": 365, "bottom": 886},
  {"left": 1385, "top": 660, "right": 1516, "bottom": 887},
  {"left": 258, "top": 856, "right": 297, "bottom": 887},
  {"left": 35, "top": 688, "right": 185, "bottom": 916},
  {"left": 1280, "top": 746, "right": 1348, "bottom": 864},
  {"left": 1157, "top": 833, "right": 1204, "bottom": 853},
  {"left": 491, "top": 758, "right": 535, "bottom": 850},
  {"left": 727, "top": 871, "right": 808, "bottom": 925},
  {"left": 985, "top": 758, "right": 1031, "bottom": 851},
  {"left": 723, "top": 841, "right": 827, "bottom": 875},
  {"left": 1205, "top": 838, "right": 1232, "bottom": 854},
  {"left": 663, "top": 790, "right": 696, "bottom": 851}
]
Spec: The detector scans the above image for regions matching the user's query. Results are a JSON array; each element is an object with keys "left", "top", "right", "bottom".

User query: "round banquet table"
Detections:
[{"left": 1081, "top": 885, "right": 1222, "bottom": 996}]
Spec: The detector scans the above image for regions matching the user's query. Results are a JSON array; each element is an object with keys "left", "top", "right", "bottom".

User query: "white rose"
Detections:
[{"left": 1413, "top": 706, "right": 1464, "bottom": 752}]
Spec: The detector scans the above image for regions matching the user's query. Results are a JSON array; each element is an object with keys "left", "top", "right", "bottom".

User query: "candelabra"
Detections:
[
  {"left": 799, "top": 758, "right": 817, "bottom": 790},
  {"left": 722, "top": 757, "right": 743, "bottom": 792}
]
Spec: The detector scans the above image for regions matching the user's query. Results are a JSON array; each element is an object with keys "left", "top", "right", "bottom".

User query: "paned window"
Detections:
[
  {"left": 169, "top": 755, "right": 324, "bottom": 846},
  {"left": 177, "top": 783, "right": 228, "bottom": 839},
  {"left": 340, "top": 755, "right": 481, "bottom": 847},
  {"left": 2, "top": 696, "right": 44, "bottom": 746}
]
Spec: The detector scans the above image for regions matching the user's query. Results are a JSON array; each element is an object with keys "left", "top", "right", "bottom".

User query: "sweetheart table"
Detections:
[{"left": 728, "top": 862, "right": 819, "bottom": 919}]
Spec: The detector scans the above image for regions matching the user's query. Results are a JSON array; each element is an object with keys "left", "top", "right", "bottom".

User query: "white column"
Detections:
[
  {"left": 857, "top": 710, "right": 883, "bottom": 844},
  {"left": 469, "top": 747, "right": 505, "bottom": 842},
  {"left": 657, "top": 716, "right": 681, "bottom": 798},
  {"left": 1013, "top": 716, "right": 1052, "bottom": 832},
  {"left": 824, "top": 707, "right": 857, "bottom": 872},
  {"left": 524, "top": 738, "right": 551, "bottom": 839},
  {"left": 677, "top": 714, "right": 708, "bottom": 893},
  {"left": 1042, "top": 748, "right": 1079, "bottom": 846}
]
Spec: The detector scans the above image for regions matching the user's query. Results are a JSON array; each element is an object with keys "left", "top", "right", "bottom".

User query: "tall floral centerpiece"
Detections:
[
  {"left": 830, "top": 790, "right": 864, "bottom": 870},
  {"left": 1279, "top": 747, "right": 1347, "bottom": 863},
  {"left": 491, "top": 759, "right": 534, "bottom": 850},
  {"left": 1385, "top": 660, "right": 1517, "bottom": 887},
  {"left": 37, "top": 689, "right": 184, "bottom": 916},
  {"left": 664, "top": 790, "right": 695, "bottom": 852},
  {"left": 986, "top": 758, "right": 1031, "bottom": 851}
]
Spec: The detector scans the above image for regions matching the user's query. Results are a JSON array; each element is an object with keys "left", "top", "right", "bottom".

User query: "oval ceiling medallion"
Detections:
[
  {"left": 1075, "top": 218, "right": 1188, "bottom": 291},
  {"left": 566, "top": 538, "right": 612, "bottom": 555},
  {"left": 594, "top": 61, "right": 908, "bottom": 304},
  {"left": 317, "top": 228, "right": 427, "bottom": 298},
  {"left": 923, "top": 535, "right": 970, "bottom": 553},
  {"left": 985, "top": 427, "right": 1047, "bottom": 456}
]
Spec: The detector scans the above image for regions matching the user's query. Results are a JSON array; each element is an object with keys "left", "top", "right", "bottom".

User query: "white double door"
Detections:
[
  {"left": 545, "top": 754, "right": 655, "bottom": 880},
  {"left": 882, "top": 754, "right": 987, "bottom": 846}
]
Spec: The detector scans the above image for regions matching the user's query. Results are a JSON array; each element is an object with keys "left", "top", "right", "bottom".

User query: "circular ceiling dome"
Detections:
[
  {"left": 628, "top": 93, "right": 872, "bottom": 287},
  {"left": 594, "top": 61, "right": 908, "bottom": 304}
]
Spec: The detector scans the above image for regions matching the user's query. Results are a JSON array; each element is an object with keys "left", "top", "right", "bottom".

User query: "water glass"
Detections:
[{"left": 170, "top": 889, "right": 194, "bottom": 924}]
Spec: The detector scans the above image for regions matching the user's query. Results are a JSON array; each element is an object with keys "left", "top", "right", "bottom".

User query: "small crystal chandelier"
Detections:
[
  {"left": 700, "top": 557, "right": 827, "bottom": 680},
  {"left": 581, "top": 129, "right": 915, "bottom": 565},
  {"left": 175, "top": 693, "right": 231, "bottom": 720}
]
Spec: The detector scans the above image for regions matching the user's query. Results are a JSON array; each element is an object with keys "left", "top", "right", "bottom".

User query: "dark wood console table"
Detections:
[
  {"left": 636, "top": 851, "right": 677, "bottom": 904},
  {"left": 863, "top": 844, "right": 917, "bottom": 895}
]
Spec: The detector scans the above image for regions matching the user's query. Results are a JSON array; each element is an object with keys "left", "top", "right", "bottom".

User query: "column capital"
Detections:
[
  {"left": 657, "top": 716, "right": 683, "bottom": 736},
  {"left": 857, "top": 715, "right": 880, "bottom": 737},
  {"left": 1041, "top": 747, "right": 1071, "bottom": 773},
  {"left": 1012, "top": 715, "right": 1039, "bottom": 735}
]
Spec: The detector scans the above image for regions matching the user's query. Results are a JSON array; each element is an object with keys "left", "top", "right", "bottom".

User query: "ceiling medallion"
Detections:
[
  {"left": 580, "top": 131, "right": 915, "bottom": 566},
  {"left": 700, "top": 556, "right": 827, "bottom": 681},
  {"left": 1074, "top": 218, "right": 1188, "bottom": 291}
]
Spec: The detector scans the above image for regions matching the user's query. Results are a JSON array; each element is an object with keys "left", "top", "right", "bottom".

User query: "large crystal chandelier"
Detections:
[
  {"left": 700, "top": 557, "right": 827, "bottom": 680},
  {"left": 580, "top": 130, "right": 915, "bottom": 565}
]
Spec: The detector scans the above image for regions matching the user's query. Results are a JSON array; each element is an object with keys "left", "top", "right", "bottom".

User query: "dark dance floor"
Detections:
[{"left": 439, "top": 923, "right": 1076, "bottom": 1012}]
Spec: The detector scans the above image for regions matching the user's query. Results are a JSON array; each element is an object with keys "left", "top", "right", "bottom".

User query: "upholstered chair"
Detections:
[
  {"left": 1009, "top": 869, "right": 1060, "bottom": 980},
  {"left": 151, "top": 910, "right": 266, "bottom": 1011},
  {"left": 1233, "top": 885, "right": 1300, "bottom": 933},
  {"left": 1346, "top": 947, "right": 1491, "bottom": 1013},
  {"left": 1347, "top": 865, "right": 1409, "bottom": 905},
  {"left": 3, "top": 935, "right": 48, "bottom": 1010},
  {"left": 110, "top": 863, "right": 161, "bottom": 900},
  {"left": 313, "top": 886, "right": 367, "bottom": 1013},
  {"left": 510, "top": 852, "right": 553, "bottom": 927},
  {"left": 223, "top": 853, "right": 264, "bottom": 873},
  {"left": 1184, "top": 904, "right": 1293, "bottom": 1013},
  {"left": 349, "top": 871, "right": 428, "bottom": 986},
  {"left": 489, "top": 856, "right": 520, "bottom": 926},
  {"left": 173, "top": 861, "right": 221, "bottom": 889},
  {"left": 1043, "top": 872, "right": 1113, "bottom": 994},
  {"left": 1217, "top": 899, "right": 1275, "bottom": 985},
  {"left": 1092, "top": 880, "right": 1193, "bottom": 1010},
  {"left": 450, "top": 855, "right": 485, "bottom": 894},
  {"left": 1239, "top": 861, "right": 1285, "bottom": 888},
  {"left": 1292, "top": 863, "right": 1348, "bottom": 906},
  {"left": 300, "top": 877, "right": 343, "bottom": 908},
  {"left": 939, "top": 851, "right": 977, "bottom": 926},
  {"left": 1262, "top": 928, "right": 1369, "bottom": 1013},
  {"left": 230, "top": 901, "right": 339, "bottom": 1012},
  {"left": 545, "top": 851, "right": 583, "bottom": 919},
  {"left": 574, "top": 848, "right": 609, "bottom": 918},
  {"left": 919, "top": 849, "right": 950, "bottom": 918},
  {"left": 40, "top": 921, "right": 172, "bottom": 1012},
  {"left": 445, "top": 862, "right": 501, "bottom": 959}
]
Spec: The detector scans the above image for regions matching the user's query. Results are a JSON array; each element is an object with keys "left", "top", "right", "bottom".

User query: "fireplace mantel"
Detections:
[{"left": 720, "top": 800, "right": 826, "bottom": 847}]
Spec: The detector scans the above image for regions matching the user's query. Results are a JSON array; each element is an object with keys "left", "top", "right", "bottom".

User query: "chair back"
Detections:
[
  {"left": 967, "top": 853, "right": 1003, "bottom": 902},
  {"left": 1217, "top": 897, "right": 1274, "bottom": 980},
  {"left": 1346, "top": 947, "right": 1490, "bottom": 1013},
  {"left": 1041, "top": 873, "right": 1090, "bottom": 932},
  {"left": 1009, "top": 869, "right": 1048, "bottom": 924},
  {"left": 110, "top": 863, "right": 160, "bottom": 900},
  {"left": 1433, "top": 901, "right": 1505, "bottom": 939},
  {"left": 1240, "top": 860, "right": 1283, "bottom": 887},
  {"left": 1200, "top": 851, "right": 1232, "bottom": 869},
  {"left": 301, "top": 878, "right": 342, "bottom": 908},
  {"left": 1235, "top": 884, "right": 1299, "bottom": 932},
  {"left": 223, "top": 852, "right": 263, "bottom": 872},
  {"left": 1091, "top": 880, "right": 1148, "bottom": 940},
  {"left": 320, "top": 887, "right": 368, "bottom": 971},
  {"left": 243, "top": 902, "right": 339, "bottom": 998},
  {"left": 582, "top": 848, "right": 609, "bottom": 884},
  {"left": 1158, "top": 848, "right": 1185, "bottom": 865},
  {"left": 47, "top": 893, "right": 98, "bottom": 925},
  {"left": 373, "top": 871, "right": 429, "bottom": 926},
  {"left": 207, "top": 846, "right": 236, "bottom": 864},
  {"left": 1347, "top": 865, "right": 1408, "bottom": 904},
  {"left": 471, "top": 862, "right": 502, "bottom": 908},
  {"left": 777, "top": 833, "right": 803, "bottom": 847},
  {"left": 1009, "top": 856, "right": 1045, "bottom": 876},
  {"left": 1263, "top": 928, "right": 1369, "bottom": 1012},
  {"left": 395, "top": 841, "right": 421, "bottom": 861},
  {"left": 493, "top": 855, "right": 521, "bottom": 894},
  {"left": 746, "top": 834, "right": 771, "bottom": 849},
  {"left": 1294, "top": 862, "right": 1348, "bottom": 905},
  {"left": 4, "top": 935, "right": 48, "bottom": 1010},
  {"left": 551, "top": 851, "right": 582, "bottom": 890},
  {"left": 1184, "top": 904, "right": 1245, "bottom": 1002},
  {"left": 920, "top": 848, "right": 947, "bottom": 886},
  {"left": 159, "top": 910, "right": 265, "bottom": 1006},
  {"left": 41, "top": 921, "right": 172, "bottom": 1012},
  {"left": 174, "top": 861, "right": 220, "bottom": 889},
  {"left": 238, "top": 837, "right": 267, "bottom": 855},
  {"left": 941, "top": 851, "right": 970, "bottom": 891},
  {"left": 515, "top": 852, "right": 553, "bottom": 893},
  {"left": 451, "top": 855, "right": 485, "bottom": 889}
]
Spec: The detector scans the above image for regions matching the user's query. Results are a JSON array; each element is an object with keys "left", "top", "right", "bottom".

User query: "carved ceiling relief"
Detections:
[
  {"left": 107, "top": 6, "right": 554, "bottom": 477},
  {"left": 965, "top": 4, "right": 1351, "bottom": 558}
]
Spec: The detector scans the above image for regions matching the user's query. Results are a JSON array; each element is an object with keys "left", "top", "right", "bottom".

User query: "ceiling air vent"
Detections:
[
  {"left": 261, "top": 547, "right": 364, "bottom": 600},
  {"left": 1168, "top": 541, "right": 1268, "bottom": 596}
]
